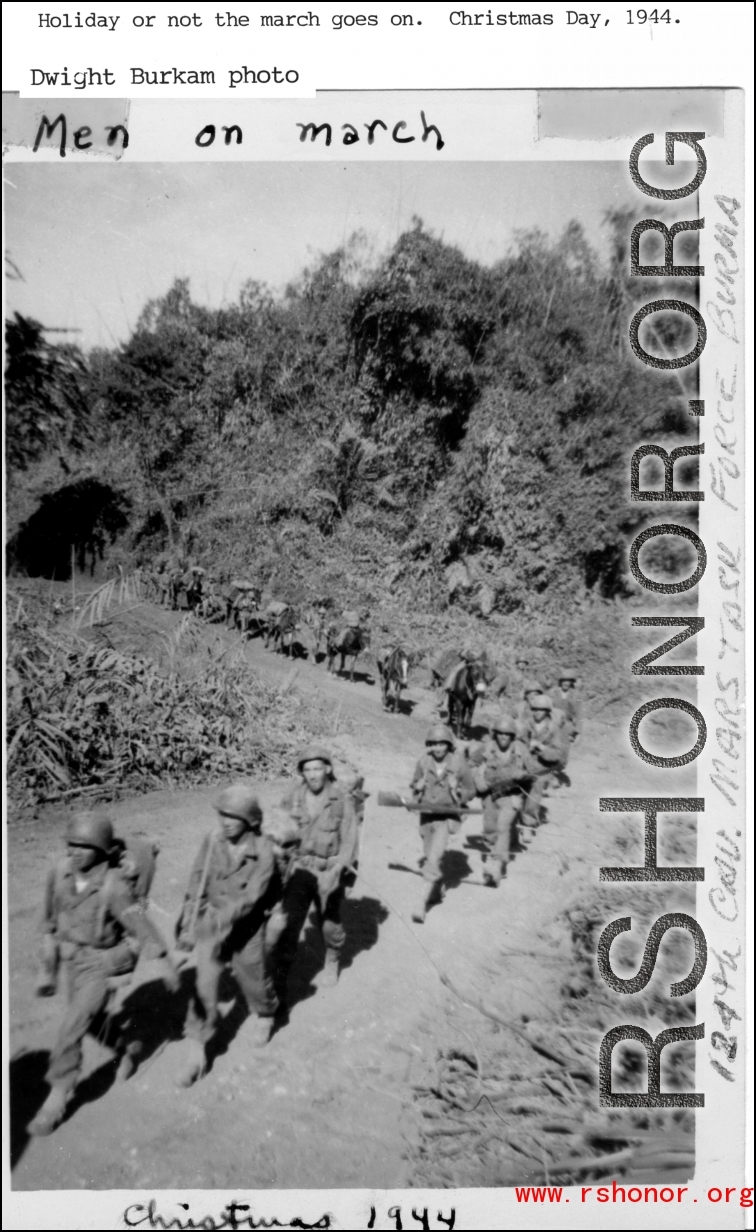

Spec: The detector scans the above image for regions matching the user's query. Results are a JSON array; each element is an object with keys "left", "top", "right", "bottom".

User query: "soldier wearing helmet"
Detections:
[
  {"left": 519, "top": 694, "right": 569, "bottom": 828},
  {"left": 514, "top": 678, "right": 543, "bottom": 724},
  {"left": 29, "top": 811, "right": 176, "bottom": 1136},
  {"left": 468, "top": 714, "right": 536, "bottom": 885},
  {"left": 552, "top": 668, "right": 582, "bottom": 742},
  {"left": 185, "top": 565, "right": 205, "bottom": 612},
  {"left": 508, "top": 651, "right": 531, "bottom": 697},
  {"left": 260, "top": 809, "right": 302, "bottom": 959},
  {"left": 408, "top": 725, "right": 475, "bottom": 922},
  {"left": 174, "top": 783, "right": 279, "bottom": 1087},
  {"left": 485, "top": 662, "right": 512, "bottom": 706},
  {"left": 272, "top": 747, "right": 359, "bottom": 994}
]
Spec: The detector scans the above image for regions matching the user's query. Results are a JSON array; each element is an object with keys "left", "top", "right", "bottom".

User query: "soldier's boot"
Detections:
[
  {"left": 175, "top": 1039, "right": 207, "bottom": 1089},
  {"left": 319, "top": 950, "right": 340, "bottom": 989},
  {"left": 115, "top": 1041, "right": 143, "bottom": 1084},
  {"left": 481, "top": 850, "right": 494, "bottom": 886},
  {"left": 244, "top": 1014, "right": 274, "bottom": 1047},
  {"left": 518, "top": 819, "right": 536, "bottom": 846},
  {"left": 34, "top": 968, "right": 58, "bottom": 998},
  {"left": 486, "top": 858, "right": 504, "bottom": 888},
  {"left": 28, "top": 1081, "right": 74, "bottom": 1136},
  {"left": 412, "top": 883, "right": 435, "bottom": 924}
]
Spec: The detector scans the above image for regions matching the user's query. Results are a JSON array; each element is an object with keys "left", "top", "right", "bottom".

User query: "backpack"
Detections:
[{"left": 111, "top": 836, "right": 160, "bottom": 902}]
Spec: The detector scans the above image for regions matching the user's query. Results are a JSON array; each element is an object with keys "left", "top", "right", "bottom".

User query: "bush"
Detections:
[{"left": 6, "top": 598, "right": 331, "bottom": 806}]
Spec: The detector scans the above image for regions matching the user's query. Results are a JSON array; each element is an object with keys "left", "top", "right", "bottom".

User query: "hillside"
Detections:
[{"left": 7, "top": 215, "right": 701, "bottom": 623}]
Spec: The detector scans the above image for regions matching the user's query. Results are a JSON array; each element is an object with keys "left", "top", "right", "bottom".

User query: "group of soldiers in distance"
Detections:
[
  {"left": 27, "top": 627, "right": 580, "bottom": 1139},
  {"left": 413, "top": 648, "right": 580, "bottom": 921}
]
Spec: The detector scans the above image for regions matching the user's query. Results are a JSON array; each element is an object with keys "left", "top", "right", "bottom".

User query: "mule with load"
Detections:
[
  {"left": 377, "top": 646, "right": 410, "bottom": 712},
  {"left": 327, "top": 611, "right": 371, "bottom": 681},
  {"left": 264, "top": 601, "right": 300, "bottom": 655}
]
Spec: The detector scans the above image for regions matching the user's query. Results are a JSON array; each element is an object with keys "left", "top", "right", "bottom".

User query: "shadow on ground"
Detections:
[
  {"left": 280, "top": 894, "right": 388, "bottom": 1017},
  {"left": 9, "top": 1049, "right": 50, "bottom": 1169}
]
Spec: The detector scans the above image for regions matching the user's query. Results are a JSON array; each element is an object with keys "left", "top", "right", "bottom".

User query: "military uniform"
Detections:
[
  {"left": 275, "top": 768, "right": 358, "bottom": 987},
  {"left": 410, "top": 727, "right": 475, "bottom": 920},
  {"left": 260, "top": 812, "right": 301, "bottom": 960},
  {"left": 469, "top": 730, "right": 535, "bottom": 882},
  {"left": 176, "top": 824, "right": 278, "bottom": 1058},
  {"left": 508, "top": 657, "right": 532, "bottom": 699},
  {"left": 40, "top": 861, "right": 167, "bottom": 1085},
  {"left": 552, "top": 678, "right": 582, "bottom": 741},
  {"left": 487, "top": 669, "right": 511, "bottom": 705},
  {"left": 31, "top": 815, "right": 172, "bottom": 1135},
  {"left": 519, "top": 700, "right": 568, "bottom": 823}
]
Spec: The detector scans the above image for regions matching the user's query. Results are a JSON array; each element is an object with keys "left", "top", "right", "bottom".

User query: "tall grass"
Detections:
[
  {"left": 72, "top": 571, "right": 146, "bottom": 630},
  {"left": 6, "top": 593, "right": 329, "bottom": 806}
]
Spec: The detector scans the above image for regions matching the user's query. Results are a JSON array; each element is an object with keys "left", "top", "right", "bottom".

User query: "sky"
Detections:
[{"left": 4, "top": 160, "right": 633, "bottom": 351}]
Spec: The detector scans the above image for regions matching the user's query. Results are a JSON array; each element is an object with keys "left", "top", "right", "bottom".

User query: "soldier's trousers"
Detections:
[
  {"left": 46, "top": 942, "right": 136, "bottom": 1087},
  {"left": 185, "top": 915, "right": 277, "bottom": 1045},
  {"left": 419, "top": 818, "right": 453, "bottom": 885},
  {"left": 522, "top": 767, "right": 559, "bottom": 823},
  {"left": 482, "top": 796, "right": 520, "bottom": 870},
  {"left": 274, "top": 866, "right": 346, "bottom": 976}
]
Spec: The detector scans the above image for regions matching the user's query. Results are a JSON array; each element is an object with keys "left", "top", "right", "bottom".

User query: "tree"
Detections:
[
  {"left": 309, "top": 424, "right": 394, "bottom": 530},
  {"left": 350, "top": 222, "right": 499, "bottom": 485},
  {"left": 5, "top": 313, "right": 90, "bottom": 471}
]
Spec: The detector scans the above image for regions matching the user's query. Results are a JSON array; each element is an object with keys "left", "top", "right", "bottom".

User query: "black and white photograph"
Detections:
[{"left": 3, "top": 81, "right": 747, "bottom": 1224}]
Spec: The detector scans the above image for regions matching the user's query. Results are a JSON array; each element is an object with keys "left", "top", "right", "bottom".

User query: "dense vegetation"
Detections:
[
  {"left": 6, "top": 584, "right": 335, "bottom": 806},
  {"left": 7, "top": 215, "right": 699, "bottom": 612}
]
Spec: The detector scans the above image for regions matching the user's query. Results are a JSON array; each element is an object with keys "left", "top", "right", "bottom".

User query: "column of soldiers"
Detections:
[
  {"left": 28, "top": 663, "right": 579, "bottom": 1135},
  {"left": 29, "top": 747, "right": 360, "bottom": 1134},
  {"left": 407, "top": 663, "right": 581, "bottom": 920}
]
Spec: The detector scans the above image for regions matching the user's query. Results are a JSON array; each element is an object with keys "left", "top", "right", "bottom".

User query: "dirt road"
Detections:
[{"left": 8, "top": 611, "right": 694, "bottom": 1190}]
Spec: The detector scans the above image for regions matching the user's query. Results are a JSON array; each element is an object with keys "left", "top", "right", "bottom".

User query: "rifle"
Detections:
[
  {"left": 378, "top": 791, "right": 482, "bottom": 816},
  {"left": 177, "top": 832, "right": 216, "bottom": 954}
]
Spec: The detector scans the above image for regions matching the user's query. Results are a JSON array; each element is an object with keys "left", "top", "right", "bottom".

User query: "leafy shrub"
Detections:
[{"left": 6, "top": 598, "right": 330, "bottom": 806}]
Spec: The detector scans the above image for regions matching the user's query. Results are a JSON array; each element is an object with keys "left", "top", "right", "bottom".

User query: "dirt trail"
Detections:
[{"left": 8, "top": 607, "right": 693, "bottom": 1191}]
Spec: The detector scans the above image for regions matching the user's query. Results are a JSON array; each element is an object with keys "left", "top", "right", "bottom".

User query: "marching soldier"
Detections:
[
  {"left": 486, "top": 664, "right": 512, "bottom": 705},
  {"left": 552, "top": 668, "right": 582, "bottom": 741},
  {"left": 174, "top": 785, "right": 279, "bottom": 1088},
  {"left": 514, "top": 678, "right": 543, "bottom": 726},
  {"left": 409, "top": 724, "right": 475, "bottom": 922},
  {"left": 185, "top": 565, "right": 205, "bottom": 612},
  {"left": 260, "top": 809, "right": 302, "bottom": 965},
  {"left": 518, "top": 694, "right": 568, "bottom": 828},
  {"left": 509, "top": 652, "right": 531, "bottom": 697},
  {"left": 29, "top": 812, "right": 177, "bottom": 1136},
  {"left": 469, "top": 714, "right": 536, "bottom": 885},
  {"left": 275, "top": 747, "right": 358, "bottom": 992},
  {"left": 153, "top": 559, "right": 171, "bottom": 607}
]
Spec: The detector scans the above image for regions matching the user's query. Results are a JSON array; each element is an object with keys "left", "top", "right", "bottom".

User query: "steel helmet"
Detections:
[
  {"left": 425, "top": 723, "right": 455, "bottom": 748},
  {"left": 461, "top": 646, "right": 478, "bottom": 662},
  {"left": 67, "top": 811, "right": 115, "bottom": 855},
  {"left": 558, "top": 668, "right": 578, "bottom": 681},
  {"left": 522, "top": 678, "right": 542, "bottom": 696},
  {"left": 214, "top": 784, "right": 263, "bottom": 827},
  {"left": 530, "top": 694, "right": 553, "bottom": 712},
  {"left": 490, "top": 713, "right": 518, "bottom": 735},
  {"left": 297, "top": 745, "right": 333, "bottom": 772}
]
